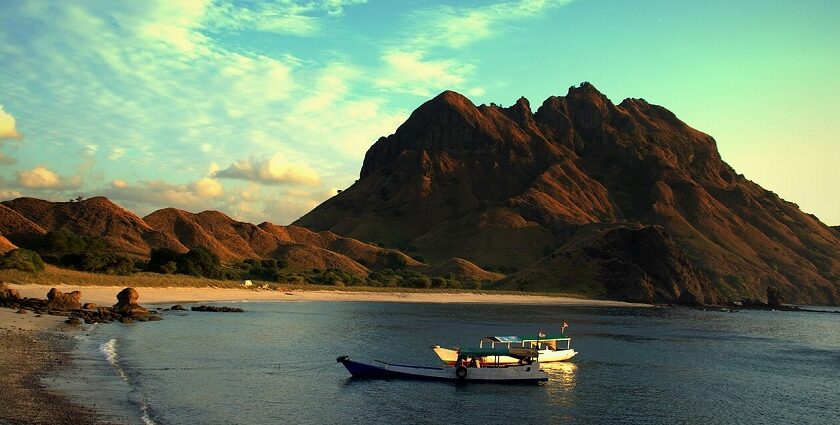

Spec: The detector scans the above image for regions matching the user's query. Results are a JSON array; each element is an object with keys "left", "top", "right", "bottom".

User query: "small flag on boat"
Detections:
[
  {"left": 538, "top": 330, "right": 546, "bottom": 338},
  {"left": 562, "top": 321, "right": 569, "bottom": 333}
]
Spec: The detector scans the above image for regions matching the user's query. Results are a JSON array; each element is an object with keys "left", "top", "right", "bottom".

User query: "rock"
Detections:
[
  {"left": 148, "top": 315, "right": 163, "bottom": 321},
  {"left": 65, "top": 317, "right": 82, "bottom": 325},
  {"left": 16, "top": 308, "right": 27, "bottom": 314},
  {"left": 118, "top": 316, "right": 134, "bottom": 324},
  {"left": 767, "top": 287, "right": 786, "bottom": 308},
  {"left": 170, "top": 304, "right": 187, "bottom": 311},
  {"left": 191, "top": 305, "right": 245, "bottom": 313},
  {"left": 46, "top": 288, "right": 82, "bottom": 310},
  {"left": 1, "top": 282, "right": 21, "bottom": 304},
  {"left": 82, "top": 303, "right": 97, "bottom": 309},
  {"left": 112, "top": 287, "right": 149, "bottom": 318}
]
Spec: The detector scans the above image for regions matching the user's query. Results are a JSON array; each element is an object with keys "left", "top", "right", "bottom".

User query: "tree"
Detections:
[{"left": 0, "top": 249, "right": 45, "bottom": 272}]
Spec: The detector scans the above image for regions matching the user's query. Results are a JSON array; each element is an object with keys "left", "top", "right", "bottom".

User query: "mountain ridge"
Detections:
[{"left": 296, "top": 83, "right": 840, "bottom": 305}]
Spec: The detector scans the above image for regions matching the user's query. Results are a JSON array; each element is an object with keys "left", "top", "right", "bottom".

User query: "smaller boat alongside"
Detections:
[
  {"left": 433, "top": 333, "right": 577, "bottom": 365},
  {"left": 336, "top": 346, "right": 548, "bottom": 383}
]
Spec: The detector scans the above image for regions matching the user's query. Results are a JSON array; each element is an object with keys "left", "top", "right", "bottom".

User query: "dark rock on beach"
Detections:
[
  {"left": 191, "top": 305, "right": 245, "bottom": 313},
  {"left": 47, "top": 288, "right": 82, "bottom": 311},
  {"left": 170, "top": 304, "right": 187, "bottom": 311}
]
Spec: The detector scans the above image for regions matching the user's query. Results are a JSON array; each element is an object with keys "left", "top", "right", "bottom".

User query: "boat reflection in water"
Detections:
[{"left": 541, "top": 361, "right": 578, "bottom": 404}]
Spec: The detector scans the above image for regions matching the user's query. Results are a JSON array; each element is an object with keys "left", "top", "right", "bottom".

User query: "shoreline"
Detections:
[
  {"left": 0, "top": 309, "right": 108, "bottom": 425},
  {"left": 7, "top": 284, "right": 652, "bottom": 308}
]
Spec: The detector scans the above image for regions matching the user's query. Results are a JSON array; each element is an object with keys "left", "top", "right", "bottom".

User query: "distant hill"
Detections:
[
  {"left": 0, "top": 197, "right": 445, "bottom": 278},
  {"left": 296, "top": 83, "right": 840, "bottom": 305}
]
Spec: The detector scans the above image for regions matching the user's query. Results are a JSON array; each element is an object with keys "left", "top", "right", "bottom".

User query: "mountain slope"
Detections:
[
  {"left": 2, "top": 197, "right": 185, "bottom": 256},
  {"left": 0, "top": 203, "right": 46, "bottom": 246},
  {"left": 296, "top": 84, "right": 840, "bottom": 304}
]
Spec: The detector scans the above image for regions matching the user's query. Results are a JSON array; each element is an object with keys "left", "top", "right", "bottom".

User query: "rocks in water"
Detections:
[
  {"left": 118, "top": 316, "right": 134, "bottom": 324},
  {"left": 112, "top": 287, "right": 150, "bottom": 319},
  {"left": 65, "top": 317, "right": 82, "bottom": 325},
  {"left": 191, "top": 305, "right": 244, "bottom": 313},
  {"left": 170, "top": 304, "right": 187, "bottom": 311},
  {"left": 82, "top": 303, "right": 97, "bottom": 309},
  {"left": 47, "top": 288, "right": 82, "bottom": 310},
  {"left": 767, "top": 287, "right": 786, "bottom": 308}
]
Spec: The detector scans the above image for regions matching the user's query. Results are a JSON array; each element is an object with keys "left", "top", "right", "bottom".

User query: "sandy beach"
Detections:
[
  {"left": 7, "top": 284, "right": 650, "bottom": 308},
  {"left": 0, "top": 309, "right": 109, "bottom": 425}
]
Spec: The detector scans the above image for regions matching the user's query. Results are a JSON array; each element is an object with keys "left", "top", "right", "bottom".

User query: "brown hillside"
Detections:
[
  {"left": 262, "top": 223, "right": 422, "bottom": 269},
  {"left": 2, "top": 197, "right": 184, "bottom": 256},
  {"left": 0, "top": 203, "right": 46, "bottom": 246},
  {"left": 425, "top": 257, "right": 504, "bottom": 282},
  {"left": 295, "top": 84, "right": 840, "bottom": 305},
  {"left": 144, "top": 208, "right": 370, "bottom": 275},
  {"left": 0, "top": 235, "right": 17, "bottom": 254}
]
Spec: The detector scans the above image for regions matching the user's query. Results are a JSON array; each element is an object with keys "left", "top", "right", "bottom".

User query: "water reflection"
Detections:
[{"left": 542, "top": 361, "right": 577, "bottom": 407}]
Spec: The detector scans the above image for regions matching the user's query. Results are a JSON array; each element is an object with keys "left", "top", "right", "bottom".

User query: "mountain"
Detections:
[
  {"left": 1, "top": 197, "right": 184, "bottom": 256},
  {"left": 0, "top": 203, "right": 46, "bottom": 246},
  {"left": 295, "top": 83, "right": 840, "bottom": 305}
]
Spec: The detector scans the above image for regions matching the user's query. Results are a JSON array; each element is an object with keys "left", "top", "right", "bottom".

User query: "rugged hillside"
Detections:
[
  {"left": 0, "top": 203, "right": 45, "bottom": 246},
  {"left": 0, "top": 235, "right": 16, "bottom": 254},
  {"left": 143, "top": 208, "right": 372, "bottom": 274},
  {"left": 2, "top": 197, "right": 185, "bottom": 256},
  {"left": 296, "top": 83, "right": 840, "bottom": 305},
  {"left": 425, "top": 257, "right": 505, "bottom": 282}
]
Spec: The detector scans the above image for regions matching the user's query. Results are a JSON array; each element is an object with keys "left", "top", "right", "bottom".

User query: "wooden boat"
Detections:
[
  {"left": 433, "top": 333, "right": 577, "bottom": 365},
  {"left": 336, "top": 347, "right": 548, "bottom": 383}
]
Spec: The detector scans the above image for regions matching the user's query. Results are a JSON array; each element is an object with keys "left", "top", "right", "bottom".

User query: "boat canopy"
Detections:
[
  {"left": 458, "top": 346, "right": 539, "bottom": 358},
  {"left": 483, "top": 334, "right": 569, "bottom": 343}
]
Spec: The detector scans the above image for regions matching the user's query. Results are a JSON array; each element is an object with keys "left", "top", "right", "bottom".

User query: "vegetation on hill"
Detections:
[
  {"left": 27, "top": 228, "right": 134, "bottom": 274},
  {"left": 0, "top": 248, "right": 45, "bottom": 272}
]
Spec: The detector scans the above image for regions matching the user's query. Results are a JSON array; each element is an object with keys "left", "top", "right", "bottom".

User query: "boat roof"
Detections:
[
  {"left": 483, "top": 334, "right": 569, "bottom": 342},
  {"left": 458, "top": 346, "right": 539, "bottom": 358}
]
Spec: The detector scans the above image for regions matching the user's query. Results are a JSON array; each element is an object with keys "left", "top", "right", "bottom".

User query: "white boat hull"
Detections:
[{"left": 433, "top": 346, "right": 576, "bottom": 365}]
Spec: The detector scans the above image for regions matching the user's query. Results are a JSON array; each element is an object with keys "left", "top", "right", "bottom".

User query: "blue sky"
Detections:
[{"left": 1, "top": 0, "right": 838, "bottom": 225}]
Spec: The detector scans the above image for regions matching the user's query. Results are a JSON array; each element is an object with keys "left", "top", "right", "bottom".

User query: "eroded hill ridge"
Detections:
[{"left": 295, "top": 83, "right": 840, "bottom": 305}]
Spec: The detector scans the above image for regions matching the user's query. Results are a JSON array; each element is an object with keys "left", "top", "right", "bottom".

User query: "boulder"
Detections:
[
  {"left": 112, "top": 287, "right": 149, "bottom": 318},
  {"left": 47, "top": 288, "right": 82, "bottom": 310},
  {"left": 0, "top": 282, "right": 21, "bottom": 304},
  {"left": 767, "top": 287, "right": 786, "bottom": 308},
  {"left": 191, "top": 305, "right": 245, "bottom": 313},
  {"left": 170, "top": 304, "right": 187, "bottom": 311},
  {"left": 82, "top": 303, "right": 97, "bottom": 309}
]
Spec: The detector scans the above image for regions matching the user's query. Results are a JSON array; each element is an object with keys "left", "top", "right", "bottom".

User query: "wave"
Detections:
[{"left": 99, "top": 338, "right": 157, "bottom": 425}]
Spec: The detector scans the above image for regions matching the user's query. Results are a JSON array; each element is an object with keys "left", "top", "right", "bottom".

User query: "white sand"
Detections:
[{"left": 7, "top": 284, "right": 650, "bottom": 308}]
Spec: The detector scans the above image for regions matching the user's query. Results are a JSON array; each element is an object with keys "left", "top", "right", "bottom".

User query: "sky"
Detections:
[{"left": 0, "top": 0, "right": 838, "bottom": 225}]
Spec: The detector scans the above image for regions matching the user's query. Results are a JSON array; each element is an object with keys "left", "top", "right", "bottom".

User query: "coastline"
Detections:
[
  {"left": 0, "top": 309, "right": 107, "bottom": 425},
  {"left": 8, "top": 283, "right": 651, "bottom": 308}
]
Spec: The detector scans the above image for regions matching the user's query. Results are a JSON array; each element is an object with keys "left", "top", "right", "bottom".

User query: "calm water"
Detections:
[{"left": 62, "top": 302, "right": 840, "bottom": 425}]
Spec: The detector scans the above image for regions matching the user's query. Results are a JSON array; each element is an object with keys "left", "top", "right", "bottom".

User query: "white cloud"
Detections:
[
  {"left": 102, "top": 177, "right": 225, "bottom": 214},
  {"left": 0, "top": 105, "right": 22, "bottom": 139},
  {"left": 108, "top": 148, "right": 127, "bottom": 161},
  {"left": 15, "top": 165, "right": 81, "bottom": 190},
  {"left": 216, "top": 154, "right": 321, "bottom": 186},
  {"left": 375, "top": 50, "right": 473, "bottom": 97},
  {"left": 189, "top": 176, "right": 224, "bottom": 198}
]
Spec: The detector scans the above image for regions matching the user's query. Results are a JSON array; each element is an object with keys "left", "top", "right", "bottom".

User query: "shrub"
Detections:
[{"left": 0, "top": 249, "right": 45, "bottom": 272}]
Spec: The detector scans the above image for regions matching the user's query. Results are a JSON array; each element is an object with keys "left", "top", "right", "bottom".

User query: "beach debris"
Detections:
[
  {"left": 47, "top": 288, "right": 82, "bottom": 311},
  {"left": 191, "top": 305, "right": 244, "bottom": 313}
]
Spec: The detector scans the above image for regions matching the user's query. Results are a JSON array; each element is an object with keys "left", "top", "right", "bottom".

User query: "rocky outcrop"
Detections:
[
  {"left": 191, "top": 305, "right": 244, "bottom": 313},
  {"left": 46, "top": 288, "right": 81, "bottom": 310},
  {"left": 112, "top": 287, "right": 149, "bottom": 318},
  {"left": 0, "top": 282, "right": 20, "bottom": 303},
  {"left": 766, "top": 287, "right": 786, "bottom": 308},
  {"left": 295, "top": 84, "right": 840, "bottom": 305}
]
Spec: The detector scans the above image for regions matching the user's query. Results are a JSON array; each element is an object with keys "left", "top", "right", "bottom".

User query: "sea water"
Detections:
[{"left": 61, "top": 301, "right": 840, "bottom": 424}]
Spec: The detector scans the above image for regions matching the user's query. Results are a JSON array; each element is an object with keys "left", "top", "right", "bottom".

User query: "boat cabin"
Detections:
[{"left": 479, "top": 334, "right": 572, "bottom": 352}]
